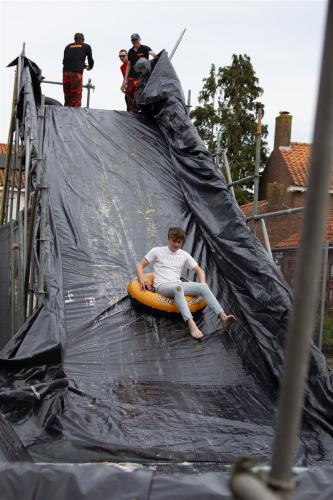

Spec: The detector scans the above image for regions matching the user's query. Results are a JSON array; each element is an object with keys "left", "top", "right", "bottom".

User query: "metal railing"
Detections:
[{"left": 41, "top": 78, "right": 95, "bottom": 108}]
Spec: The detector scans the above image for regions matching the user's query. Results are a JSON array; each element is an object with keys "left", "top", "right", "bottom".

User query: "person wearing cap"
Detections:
[
  {"left": 63, "top": 33, "right": 94, "bottom": 107},
  {"left": 119, "top": 49, "right": 129, "bottom": 110},
  {"left": 121, "top": 34, "right": 156, "bottom": 112}
]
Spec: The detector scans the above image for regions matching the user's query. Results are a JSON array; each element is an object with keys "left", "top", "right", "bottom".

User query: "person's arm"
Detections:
[
  {"left": 149, "top": 50, "right": 157, "bottom": 57},
  {"left": 86, "top": 45, "right": 94, "bottom": 70},
  {"left": 135, "top": 257, "right": 151, "bottom": 290},
  {"left": 121, "top": 61, "right": 131, "bottom": 91},
  {"left": 193, "top": 265, "right": 206, "bottom": 284},
  {"left": 63, "top": 46, "right": 67, "bottom": 66}
]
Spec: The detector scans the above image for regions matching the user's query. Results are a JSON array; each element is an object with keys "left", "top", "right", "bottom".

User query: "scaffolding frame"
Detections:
[
  {"left": 0, "top": 45, "right": 97, "bottom": 331},
  {"left": 0, "top": 46, "right": 49, "bottom": 333}
]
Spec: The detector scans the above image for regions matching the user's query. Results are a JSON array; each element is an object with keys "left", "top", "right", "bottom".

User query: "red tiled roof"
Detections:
[
  {"left": 279, "top": 142, "right": 311, "bottom": 187},
  {"left": 0, "top": 143, "right": 8, "bottom": 155},
  {"left": 275, "top": 216, "right": 333, "bottom": 248},
  {"left": 240, "top": 199, "right": 269, "bottom": 217},
  {"left": 279, "top": 142, "right": 333, "bottom": 188}
]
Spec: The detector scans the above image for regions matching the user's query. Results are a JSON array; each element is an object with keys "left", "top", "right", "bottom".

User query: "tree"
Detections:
[{"left": 190, "top": 54, "right": 269, "bottom": 204}]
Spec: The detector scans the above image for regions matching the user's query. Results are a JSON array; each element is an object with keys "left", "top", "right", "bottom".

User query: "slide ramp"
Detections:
[{"left": 0, "top": 52, "right": 332, "bottom": 467}]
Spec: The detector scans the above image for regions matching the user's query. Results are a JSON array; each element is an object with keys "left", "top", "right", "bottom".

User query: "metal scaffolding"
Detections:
[
  {"left": 0, "top": 46, "right": 48, "bottom": 337},
  {"left": 41, "top": 78, "right": 95, "bottom": 108}
]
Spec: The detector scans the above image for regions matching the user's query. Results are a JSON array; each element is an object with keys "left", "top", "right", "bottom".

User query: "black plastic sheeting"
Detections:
[
  {"left": 0, "top": 463, "right": 332, "bottom": 500},
  {"left": 0, "top": 52, "right": 332, "bottom": 474},
  {"left": 0, "top": 413, "right": 32, "bottom": 462}
]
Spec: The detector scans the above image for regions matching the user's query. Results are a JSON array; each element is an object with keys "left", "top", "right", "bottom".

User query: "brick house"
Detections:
[
  {"left": 240, "top": 111, "right": 333, "bottom": 248},
  {"left": 240, "top": 113, "right": 333, "bottom": 307}
]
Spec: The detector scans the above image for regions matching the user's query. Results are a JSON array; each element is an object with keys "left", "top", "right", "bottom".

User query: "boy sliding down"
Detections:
[{"left": 135, "top": 227, "right": 236, "bottom": 339}]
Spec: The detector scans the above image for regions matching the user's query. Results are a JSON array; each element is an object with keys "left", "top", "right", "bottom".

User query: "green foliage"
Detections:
[
  {"left": 190, "top": 55, "right": 269, "bottom": 204},
  {"left": 315, "top": 313, "right": 333, "bottom": 346}
]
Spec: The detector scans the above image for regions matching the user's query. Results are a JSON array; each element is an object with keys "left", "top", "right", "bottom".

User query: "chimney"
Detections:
[{"left": 274, "top": 111, "right": 292, "bottom": 150}]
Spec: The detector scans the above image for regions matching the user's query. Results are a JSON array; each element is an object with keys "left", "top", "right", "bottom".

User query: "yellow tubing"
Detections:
[{"left": 127, "top": 273, "right": 206, "bottom": 315}]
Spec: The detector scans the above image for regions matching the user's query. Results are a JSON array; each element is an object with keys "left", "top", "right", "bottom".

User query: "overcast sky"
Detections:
[{"left": 0, "top": 0, "right": 327, "bottom": 151}]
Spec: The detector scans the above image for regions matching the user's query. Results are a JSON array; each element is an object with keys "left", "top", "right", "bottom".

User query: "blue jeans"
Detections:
[{"left": 156, "top": 282, "right": 224, "bottom": 322}]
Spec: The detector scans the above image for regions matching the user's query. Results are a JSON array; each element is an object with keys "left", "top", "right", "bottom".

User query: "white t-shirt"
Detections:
[{"left": 145, "top": 246, "right": 197, "bottom": 288}]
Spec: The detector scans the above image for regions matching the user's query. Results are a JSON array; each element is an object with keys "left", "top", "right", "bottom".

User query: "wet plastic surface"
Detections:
[{"left": 0, "top": 53, "right": 332, "bottom": 480}]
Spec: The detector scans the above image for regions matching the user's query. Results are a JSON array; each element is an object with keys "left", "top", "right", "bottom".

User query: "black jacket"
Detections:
[{"left": 63, "top": 42, "right": 94, "bottom": 74}]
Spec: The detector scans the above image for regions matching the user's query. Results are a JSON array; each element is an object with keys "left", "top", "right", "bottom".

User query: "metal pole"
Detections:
[
  {"left": 251, "top": 109, "right": 263, "bottom": 234},
  {"left": 228, "top": 175, "right": 255, "bottom": 187},
  {"left": 318, "top": 241, "right": 329, "bottom": 350},
  {"left": 25, "top": 189, "right": 37, "bottom": 317},
  {"left": 268, "top": 3, "right": 333, "bottom": 496},
  {"left": 37, "top": 158, "right": 48, "bottom": 307},
  {"left": 36, "top": 96, "right": 47, "bottom": 307},
  {"left": 23, "top": 134, "right": 31, "bottom": 277},
  {"left": 41, "top": 80, "right": 65, "bottom": 86},
  {"left": 230, "top": 473, "right": 280, "bottom": 500},
  {"left": 14, "top": 220, "right": 19, "bottom": 334},
  {"left": 15, "top": 153, "right": 23, "bottom": 219},
  {"left": 222, "top": 150, "right": 236, "bottom": 200},
  {"left": 9, "top": 138, "right": 18, "bottom": 221},
  {"left": 36, "top": 97, "right": 45, "bottom": 190},
  {"left": 0, "top": 70, "right": 17, "bottom": 225},
  {"left": 260, "top": 218, "right": 273, "bottom": 261},
  {"left": 27, "top": 241, "right": 36, "bottom": 317},
  {"left": 9, "top": 220, "right": 15, "bottom": 336},
  {"left": 42, "top": 79, "right": 93, "bottom": 89},
  {"left": 216, "top": 129, "right": 222, "bottom": 168},
  {"left": 41, "top": 79, "right": 95, "bottom": 107},
  {"left": 169, "top": 28, "right": 186, "bottom": 60},
  {"left": 8, "top": 45, "right": 25, "bottom": 221},
  {"left": 17, "top": 210, "right": 25, "bottom": 326},
  {"left": 186, "top": 89, "right": 192, "bottom": 116},
  {"left": 247, "top": 206, "right": 304, "bottom": 222},
  {"left": 86, "top": 78, "right": 92, "bottom": 108}
]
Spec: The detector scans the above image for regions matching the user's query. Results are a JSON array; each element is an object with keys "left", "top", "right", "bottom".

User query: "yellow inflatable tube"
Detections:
[{"left": 127, "top": 273, "right": 206, "bottom": 316}]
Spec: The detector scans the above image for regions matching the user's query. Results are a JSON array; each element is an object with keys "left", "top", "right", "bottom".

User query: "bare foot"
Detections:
[
  {"left": 223, "top": 314, "right": 236, "bottom": 330},
  {"left": 189, "top": 326, "right": 204, "bottom": 339},
  {"left": 187, "top": 319, "right": 204, "bottom": 340}
]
